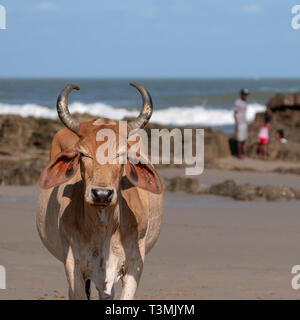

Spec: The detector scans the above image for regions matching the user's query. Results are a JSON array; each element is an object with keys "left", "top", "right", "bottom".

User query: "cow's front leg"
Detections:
[
  {"left": 120, "top": 244, "right": 145, "bottom": 300},
  {"left": 64, "top": 248, "right": 87, "bottom": 300},
  {"left": 95, "top": 252, "right": 119, "bottom": 300}
]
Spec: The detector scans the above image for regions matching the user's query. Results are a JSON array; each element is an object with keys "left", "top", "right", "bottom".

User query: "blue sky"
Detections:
[{"left": 0, "top": 0, "right": 299, "bottom": 78}]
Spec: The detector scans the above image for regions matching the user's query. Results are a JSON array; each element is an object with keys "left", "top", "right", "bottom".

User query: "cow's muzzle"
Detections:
[{"left": 91, "top": 188, "right": 114, "bottom": 205}]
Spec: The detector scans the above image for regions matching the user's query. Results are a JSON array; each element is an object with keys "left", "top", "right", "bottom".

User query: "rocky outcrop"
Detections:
[
  {"left": 162, "top": 176, "right": 210, "bottom": 194},
  {"left": 135, "top": 119, "right": 231, "bottom": 166},
  {"left": 163, "top": 177, "right": 300, "bottom": 201},
  {"left": 267, "top": 92, "right": 300, "bottom": 112},
  {"left": 203, "top": 128, "right": 231, "bottom": 162},
  {"left": 0, "top": 115, "right": 62, "bottom": 157},
  {"left": 273, "top": 167, "right": 300, "bottom": 175},
  {"left": 243, "top": 91, "right": 300, "bottom": 161},
  {"left": 0, "top": 115, "right": 232, "bottom": 186},
  {"left": 245, "top": 136, "right": 300, "bottom": 161},
  {"left": 0, "top": 157, "right": 46, "bottom": 186},
  {"left": 256, "top": 184, "right": 296, "bottom": 201},
  {"left": 0, "top": 115, "right": 231, "bottom": 161}
]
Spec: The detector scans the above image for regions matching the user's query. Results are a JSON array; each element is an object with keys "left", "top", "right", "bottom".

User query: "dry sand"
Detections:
[{"left": 0, "top": 166, "right": 299, "bottom": 300}]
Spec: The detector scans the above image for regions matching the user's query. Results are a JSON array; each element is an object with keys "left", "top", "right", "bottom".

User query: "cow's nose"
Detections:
[{"left": 91, "top": 188, "right": 114, "bottom": 204}]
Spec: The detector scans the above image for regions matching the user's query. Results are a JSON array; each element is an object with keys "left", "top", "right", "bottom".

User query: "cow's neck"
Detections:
[{"left": 77, "top": 201, "right": 120, "bottom": 241}]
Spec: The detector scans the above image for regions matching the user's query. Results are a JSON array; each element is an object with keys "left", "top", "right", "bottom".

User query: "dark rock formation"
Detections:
[
  {"left": 258, "top": 185, "right": 296, "bottom": 201},
  {"left": 244, "top": 91, "right": 300, "bottom": 161},
  {"left": 162, "top": 176, "right": 209, "bottom": 194},
  {"left": 267, "top": 92, "right": 300, "bottom": 112},
  {"left": 163, "top": 177, "right": 300, "bottom": 201},
  {"left": 209, "top": 179, "right": 237, "bottom": 197},
  {"left": 0, "top": 158, "right": 46, "bottom": 186},
  {"left": 0, "top": 115, "right": 62, "bottom": 157},
  {"left": 0, "top": 115, "right": 232, "bottom": 186},
  {"left": 0, "top": 115, "right": 231, "bottom": 161},
  {"left": 273, "top": 167, "right": 300, "bottom": 175}
]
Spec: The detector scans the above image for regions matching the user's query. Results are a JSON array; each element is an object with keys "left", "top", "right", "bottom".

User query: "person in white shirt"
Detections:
[{"left": 233, "top": 89, "right": 249, "bottom": 159}]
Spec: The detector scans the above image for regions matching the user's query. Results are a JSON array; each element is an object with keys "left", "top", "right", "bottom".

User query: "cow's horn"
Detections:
[
  {"left": 128, "top": 82, "right": 153, "bottom": 132},
  {"left": 57, "top": 84, "right": 81, "bottom": 134}
]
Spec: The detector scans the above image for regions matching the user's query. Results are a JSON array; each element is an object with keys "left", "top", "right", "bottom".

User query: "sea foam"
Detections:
[{"left": 0, "top": 102, "right": 266, "bottom": 126}]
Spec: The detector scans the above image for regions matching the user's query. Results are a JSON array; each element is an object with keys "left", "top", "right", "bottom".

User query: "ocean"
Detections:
[{"left": 0, "top": 78, "right": 299, "bottom": 133}]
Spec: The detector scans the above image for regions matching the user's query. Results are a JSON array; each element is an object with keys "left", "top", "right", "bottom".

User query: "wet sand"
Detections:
[{"left": 0, "top": 168, "right": 299, "bottom": 299}]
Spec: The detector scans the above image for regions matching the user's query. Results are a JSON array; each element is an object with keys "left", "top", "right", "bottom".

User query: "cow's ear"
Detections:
[
  {"left": 39, "top": 150, "right": 80, "bottom": 189},
  {"left": 124, "top": 160, "right": 163, "bottom": 194}
]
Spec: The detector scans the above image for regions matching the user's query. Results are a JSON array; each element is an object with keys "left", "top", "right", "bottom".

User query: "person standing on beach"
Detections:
[{"left": 233, "top": 89, "right": 249, "bottom": 159}]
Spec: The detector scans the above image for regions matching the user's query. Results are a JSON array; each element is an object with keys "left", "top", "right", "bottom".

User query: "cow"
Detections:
[{"left": 37, "top": 83, "right": 163, "bottom": 300}]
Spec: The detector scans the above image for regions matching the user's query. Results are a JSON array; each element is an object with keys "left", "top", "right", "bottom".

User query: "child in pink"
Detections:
[{"left": 258, "top": 114, "right": 271, "bottom": 159}]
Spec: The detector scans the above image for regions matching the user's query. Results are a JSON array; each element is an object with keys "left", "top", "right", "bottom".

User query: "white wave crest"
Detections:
[
  {"left": 152, "top": 103, "right": 266, "bottom": 126},
  {"left": 0, "top": 102, "right": 139, "bottom": 120},
  {"left": 0, "top": 101, "right": 266, "bottom": 126}
]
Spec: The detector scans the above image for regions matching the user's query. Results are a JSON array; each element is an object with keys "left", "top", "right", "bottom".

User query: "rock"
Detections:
[
  {"left": 242, "top": 91, "right": 300, "bottom": 161},
  {"left": 267, "top": 93, "right": 300, "bottom": 112},
  {"left": 209, "top": 180, "right": 258, "bottom": 201},
  {"left": 162, "top": 176, "right": 208, "bottom": 194},
  {"left": 255, "top": 186, "right": 264, "bottom": 198},
  {"left": 184, "top": 178, "right": 200, "bottom": 194},
  {"left": 209, "top": 180, "right": 237, "bottom": 197},
  {"left": 261, "top": 185, "right": 295, "bottom": 201},
  {"left": 162, "top": 176, "right": 300, "bottom": 202},
  {"left": 197, "top": 184, "right": 211, "bottom": 194},
  {"left": 0, "top": 113, "right": 233, "bottom": 186},
  {"left": 0, "top": 115, "right": 62, "bottom": 157},
  {"left": 163, "top": 176, "right": 182, "bottom": 193},
  {"left": 0, "top": 115, "right": 231, "bottom": 166},
  {"left": 233, "top": 184, "right": 258, "bottom": 201},
  {"left": 0, "top": 158, "right": 46, "bottom": 186},
  {"left": 291, "top": 188, "right": 300, "bottom": 200},
  {"left": 204, "top": 128, "right": 231, "bottom": 163},
  {"left": 245, "top": 111, "right": 300, "bottom": 161},
  {"left": 273, "top": 167, "right": 300, "bottom": 175}
]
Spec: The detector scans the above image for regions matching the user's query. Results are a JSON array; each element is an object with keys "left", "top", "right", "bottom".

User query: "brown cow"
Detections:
[{"left": 37, "top": 83, "right": 163, "bottom": 300}]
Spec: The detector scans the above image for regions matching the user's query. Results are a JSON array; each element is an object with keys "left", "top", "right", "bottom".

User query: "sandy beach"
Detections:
[{"left": 0, "top": 164, "right": 299, "bottom": 300}]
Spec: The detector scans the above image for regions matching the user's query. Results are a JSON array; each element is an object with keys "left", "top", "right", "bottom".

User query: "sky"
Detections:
[{"left": 0, "top": 0, "right": 299, "bottom": 78}]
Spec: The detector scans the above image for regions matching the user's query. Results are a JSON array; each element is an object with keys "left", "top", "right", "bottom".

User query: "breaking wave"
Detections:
[{"left": 0, "top": 102, "right": 266, "bottom": 126}]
